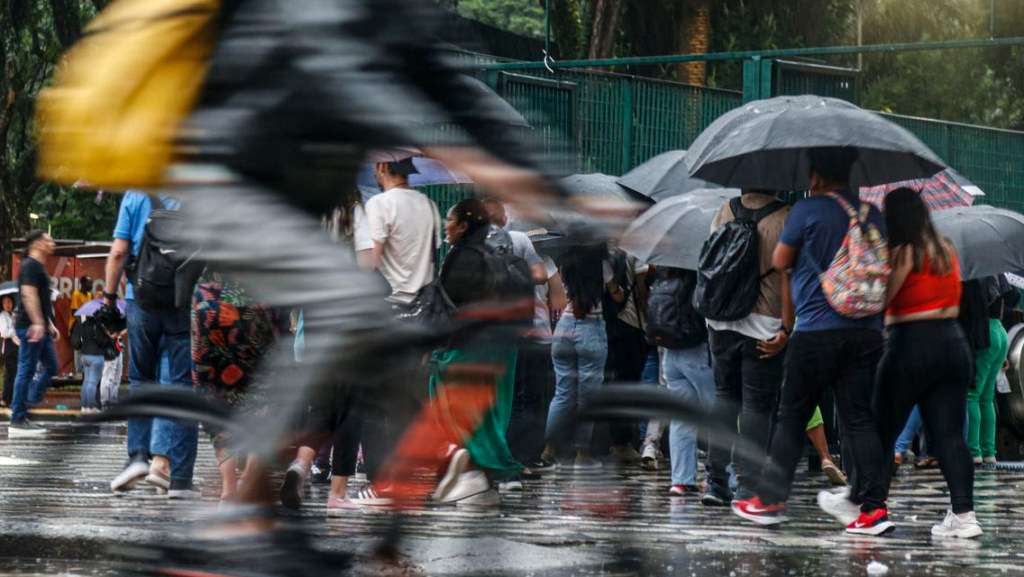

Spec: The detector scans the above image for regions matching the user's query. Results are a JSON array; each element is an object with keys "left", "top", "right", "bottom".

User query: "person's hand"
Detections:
[
  {"left": 49, "top": 324, "right": 60, "bottom": 341},
  {"left": 27, "top": 324, "right": 45, "bottom": 343},
  {"left": 757, "top": 331, "right": 789, "bottom": 359},
  {"left": 1003, "top": 359, "right": 1010, "bottom": 372},
  {"left": 104, "top": 295, "right": 116, "bottom": 307},
  {"left": 11, "top": 334, "right": 21, "bottom": 347}
]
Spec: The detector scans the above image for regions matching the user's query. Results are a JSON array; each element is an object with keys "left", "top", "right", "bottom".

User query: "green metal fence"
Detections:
[{"left": 442, "top": 52, "right": 1024, "bottom": 215}]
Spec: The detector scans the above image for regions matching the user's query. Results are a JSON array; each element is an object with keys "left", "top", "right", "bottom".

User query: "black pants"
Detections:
[
  {"left": 705, "top": 328, "right": 784, "bottom": 497},
  {"left": 507, "top": 339, "right": 552, "bottom": 464},
  {"left": 606, "top": 319, "right": 647, "bottom": 446},
  {"left": 2, "top": 341, "right": 17, "bottom": 406},
  {"left": 875, "top": 320, "right": 975, "bottom": 513},
  {"left": 306, "top": 381, "right": 363, "bottom": 478},
  {"left": 756, "top": 329, "right": 887, "bottom": 511}
]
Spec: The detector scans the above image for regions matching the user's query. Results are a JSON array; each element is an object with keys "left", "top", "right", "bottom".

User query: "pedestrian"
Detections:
[
  {"left": 873, "top": 187, "right": 981, "bottom": 538},
  {"left": 638, "top": 347, "right": 666, "bottom": 471},
  {"left": 100, "top": 329, "right": 126, "bottom": 409},
  {"left": 541, "top": 243, "right": 623, "bottom": 471},
  {"left": 8, "top": 230, "right": 60, "bottom": 436},
  {"left": 69, "top": 275, "right": 93, "bottom": 377},
  {"left": 70, "top": 314, "right": 113, "bottom": 414},
  {"left": 365, "top": 157, "right": 442, "bottom": 309},
  {"left": 104, "top": 191, "right": 199, "bottom": 499},
  {"left": 701, "top": 189, "right": 792, "bottom": 506},
  {"left": 481, "top": 199, "right": 558, "bottom": 480},
  {"left": 732, "top": 148, "right": 894, "bottom": 536},
  {"left": 604, "top": 248, "right": 649, "bottom": 466},
  {"left": 191, "top": 272, "right": 280, "bottom": 507},
  {"left": 430, "top": 199, "right": 523, "bottom": 506},
  {"left": 967, "top": 275, "right": 1012, "bottom": 464},
  {"left": 1, "top": 294, "right": 19, "bottom": 408}
]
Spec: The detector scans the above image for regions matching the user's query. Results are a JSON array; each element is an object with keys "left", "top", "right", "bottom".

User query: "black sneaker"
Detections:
[
  {"left": 701, "top": 482, "right": 733, "bottom": 507},
  {"left": 531, "top": 459, "right": 558, "bottom": 473},
  {"left": 310, "top": 462, "right": 332, "bottom": 485},
  {"left": 168, "top": 479, "right": 202, "bottom": 500},
  {"left": 8, "top": 419, "right": 47, "bottom": 438}
]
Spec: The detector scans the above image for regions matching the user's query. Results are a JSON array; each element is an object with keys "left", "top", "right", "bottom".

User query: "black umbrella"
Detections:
[
  {"left": 0, "top": 281, "right": 60, "bottom": 306},
  {"left": 616, "top": 149, "right": 721, "bottom": 202},
  {"left": 685, "top": 95, "right": 946, "bottom": 190},
  {"left": 931, "top": 205, "right": 1024, "bottom": 280},
  {"left": 560, "top": 173, "right": 652, "bottom": 211},
  {"left": 619, "top": 188, "right": 741, "bottom": 270}
]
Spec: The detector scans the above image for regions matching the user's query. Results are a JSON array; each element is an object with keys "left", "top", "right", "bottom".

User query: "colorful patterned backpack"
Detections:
[{"left": 819, "top": 193, "right": 890, "bottom": 318}]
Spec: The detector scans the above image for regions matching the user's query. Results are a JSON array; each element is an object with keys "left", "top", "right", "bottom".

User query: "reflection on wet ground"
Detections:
[{"left": 1, "top": 422, "right": 1023, "bottom": 576}]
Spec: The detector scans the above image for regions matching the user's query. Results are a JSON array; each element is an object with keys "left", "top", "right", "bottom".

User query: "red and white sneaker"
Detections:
[
  {"left": 845, "top": 509, "right": 895, "bottom": 536},
  {"left": 731, "top": 496, "right": 788, "bottom": 525}
]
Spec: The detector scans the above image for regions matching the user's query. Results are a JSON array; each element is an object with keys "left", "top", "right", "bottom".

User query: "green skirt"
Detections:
[{"left": 428, "top": 345, "right": 523, "bottom": 478}]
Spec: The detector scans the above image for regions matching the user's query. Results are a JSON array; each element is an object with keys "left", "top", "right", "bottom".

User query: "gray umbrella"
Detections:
[
  {"left": 931, "top": 205, "right": 1024, "bottom": 280},
  {"left": 619, "top": 188, "right": 741, "bottom": 270},
  {"left": 685, "top": 95, "right": 946, "bottom": 190},
  {"left": 617, "top": 149, "right": 721, "bottom": 202},
  {"left": 560, "top": 173, "right": 652, "bottom": 210}
]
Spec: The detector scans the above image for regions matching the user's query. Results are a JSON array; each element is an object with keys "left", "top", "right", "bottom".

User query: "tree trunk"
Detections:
[
  {"left": 48, "top": 0, "right": 82, "bottom": 49},
  {"left": 587, "top": 0, "right": 622, "bottom": 60},
  {"left": 548, "top": 0, "right": 582, "bottom": 59},
  {"left": 675, "top": 0, "right": 711, "bottom": 85}
]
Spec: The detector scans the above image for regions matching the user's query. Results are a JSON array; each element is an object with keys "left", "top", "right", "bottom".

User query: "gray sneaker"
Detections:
[
  {"left": 111, "top": 455, "right": 150, "bottom": 492},
  {"left": 167, "top": 480, "right": 202, "bottom": 500},
  {"left": 8, "top": 419, "right": 47, "bottom": 438}
]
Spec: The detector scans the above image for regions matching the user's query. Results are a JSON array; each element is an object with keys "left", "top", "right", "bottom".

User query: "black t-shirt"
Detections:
[{"left": 14, "top": 257, "right": 53, "bottom": 329}]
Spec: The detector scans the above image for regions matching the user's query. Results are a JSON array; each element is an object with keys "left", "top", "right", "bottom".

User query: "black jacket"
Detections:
[
  {"left": 71, "top": 317, "right": 114, "bottom": 358},
  {"left": 183, "top": 0, "right": 557, "bottom": 214},
  {"left": 439, "top": 227, "right": 495, "bottom": 310}
]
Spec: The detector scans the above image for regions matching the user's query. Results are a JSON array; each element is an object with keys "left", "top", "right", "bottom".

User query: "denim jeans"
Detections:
[
  {"left": 126, "top": 301, "right": 197, "bottom": 481},
  {"left": 547, "top": 316, "right": 607, "bottom": 450},
  {"left": 664, "top": 344, "right": 715, "bottom": 487},
  {"left": 639, "top": 348, "right": 661, "bottom": 443},
  {"left": 10, "top": 328, "right": 58, "bottom": 422},
  {"left": 893, "top": 406, "right": 922, "bottom": 456},
  {"left": 81, "top": 354, "right": 105, "bottom": 410}
]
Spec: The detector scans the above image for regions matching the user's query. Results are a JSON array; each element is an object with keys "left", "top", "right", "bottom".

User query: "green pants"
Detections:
[
  {"left": 806, "top": 405, "right": 824, "bottom": 431},
  {"left": 967, "top": 319, "right": 1008, "bottom": 459},
  {"left": 429, "top": 345, "right": 523, "bottom": 478}
]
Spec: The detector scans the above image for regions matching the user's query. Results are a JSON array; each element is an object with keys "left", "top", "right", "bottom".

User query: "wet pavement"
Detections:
[{"left": 2, "top": 422, "right": 1024, "bottom": 576}]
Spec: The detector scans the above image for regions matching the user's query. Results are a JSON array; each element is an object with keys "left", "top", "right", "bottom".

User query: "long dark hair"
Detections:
[
  {"left": 559, "top": 244, "right": 606, "bottom": 317},
  {"left": 449, "top": 198, "right": 490, "bottom": 242},
  {"left": 884, "top": 187, "right": 953, "bottom": 275}
]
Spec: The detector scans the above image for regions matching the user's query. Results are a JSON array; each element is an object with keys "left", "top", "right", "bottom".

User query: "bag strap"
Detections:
[
  {"left": 732, "top": 196, "right": 785, "bottom": 224},
  {"left": 146, "top": 192, "right": 166, "bottom": 211}
]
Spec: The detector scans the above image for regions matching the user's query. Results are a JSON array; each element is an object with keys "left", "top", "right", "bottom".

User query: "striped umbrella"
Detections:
[{"left": 859, "top": 168, "right": 981, "bottom": 212}]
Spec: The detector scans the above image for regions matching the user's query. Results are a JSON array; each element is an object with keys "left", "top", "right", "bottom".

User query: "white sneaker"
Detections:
[
  {"left": 433, "top": 448, "right": 470, "bottom": 502},
  {"left": 111, "top": 458, "right": 150, "bottom": 492},
  {"left": 640, "top": 443, "right": 659, "bottom": 471},
  {"left": 456, "top": 488, "right": 500, "bottom": 507},
  {"left": 817, "top": 489, "right": 860, "bottom": 526},
  {"left": 279, "top": 462, "right": 307, "bottom": 510},
  {"left": 931, "top": 510, "right": 983, "bottom": 539},
  {"left": 439, "top": 469, "right": 491, "bottom": 504}
]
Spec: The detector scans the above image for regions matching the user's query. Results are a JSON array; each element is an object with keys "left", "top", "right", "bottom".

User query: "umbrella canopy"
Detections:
[
  {"left": 365, "top": 146, "right": 423, "bottom": 163},
  {"left": 685, "top": 95, "right": 946, "bottom": 190},
  {"left": 620, "top": 188, "right": 741, "bottom": 270},
  {"left": 932, "top": 205, "right": 1024, "bottom": 280},
  {"left": 859, "top": 168, "right": 979, "bottom": 212},
  {"left": 0, "top": 281, "right": 61, "bottom": 303},
  {"left": 617, "top": 149, "right": 722, "bottom": 202},
  {"left": 559, "top": 173, "right": 652, "bottom": 210},
  {"left": 74, "top": 298, "right": 127, "bottom": 317},
  {"left": 357, "top": 157, "right": 473, "bottom": 190}
]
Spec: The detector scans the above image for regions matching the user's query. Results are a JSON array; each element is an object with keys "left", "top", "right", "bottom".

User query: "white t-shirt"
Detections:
[
  {"left": 507, "top": 230, "right": 543, "bottom": 267},
  {"left": 532, "top": 255, "right": 559, "bottom": 343},
  {"left": 365, "top": 187, "right": 441, "bottom": 304}
]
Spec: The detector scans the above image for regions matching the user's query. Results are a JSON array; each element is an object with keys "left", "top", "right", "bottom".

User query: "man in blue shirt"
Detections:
[
  {"left": 103, "top": 191, "right": 198, "bottom": 499},
  {"left": 732, "top": 148, "right": 893, "bottom": 536}
]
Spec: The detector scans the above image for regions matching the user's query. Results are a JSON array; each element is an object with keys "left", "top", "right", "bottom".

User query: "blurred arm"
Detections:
[{"left": 104, "top": 239, "right": 131, "bottom": 305}]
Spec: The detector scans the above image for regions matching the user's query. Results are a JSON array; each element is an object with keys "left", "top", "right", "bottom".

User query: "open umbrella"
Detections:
[
  {"left": 560, "top": 173, "right": 651, "bottom": 210},
  {"left": 357, "top": 157, "right": 473, "bottom": 190},
  {"left": 617, "top": 149, "right": 721, "bottom": 202},
  {"left": 74, "top": 298, "right": 127, "bottom": 317},
  {"left": 859, "top": 168, "right": 980, "bottom": 212},
  {"left": 932, "top": 205, "right": 1024, "bottom": 280},
  {"left": 685, "top": 95, "right": 946, "bottom": 190},
  {"left": 0, "top": 281, "right": 60, "bottom": 304},
  {"left": 619, "top": 188, "right": 741, "bottom": 270}
]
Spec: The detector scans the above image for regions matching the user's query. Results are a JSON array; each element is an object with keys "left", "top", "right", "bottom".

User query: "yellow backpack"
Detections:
[{"left": 36, "top": 0, "right": 219, "bottom": 189}]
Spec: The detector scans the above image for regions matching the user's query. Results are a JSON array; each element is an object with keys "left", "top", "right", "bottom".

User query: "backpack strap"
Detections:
[
  {"left": 146, "top": 192, "right": 166, "bottom": 211},
  {"left": 732, "top": 196, "right": 785, "bottom": 224}
]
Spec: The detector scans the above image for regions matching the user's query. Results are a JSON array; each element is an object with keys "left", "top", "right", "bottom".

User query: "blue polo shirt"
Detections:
[
  {"left": 112, "top": 191, "right": 180, "bottom": 300},
  {"left": 778, "top": 191, "right": 887, "bottom": 333}
]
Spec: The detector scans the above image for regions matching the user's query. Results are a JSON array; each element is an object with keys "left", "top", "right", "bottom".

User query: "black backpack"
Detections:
[
  {"left": 125, "top": 195, "right": 201, "bottom": 314},
  {"left": 692, "top": 197, "right": 784, "bottom": 322},
  {"left": 475, "top": 226, "right": 535, "bottom": 322},
  {"left": 646, "top": 268, "right": 707, "bottom": 349}
]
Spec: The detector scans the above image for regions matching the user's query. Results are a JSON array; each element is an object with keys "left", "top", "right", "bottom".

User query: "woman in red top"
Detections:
[{"left": 875, "top": 188, "right": 980, "bottom": 539}]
